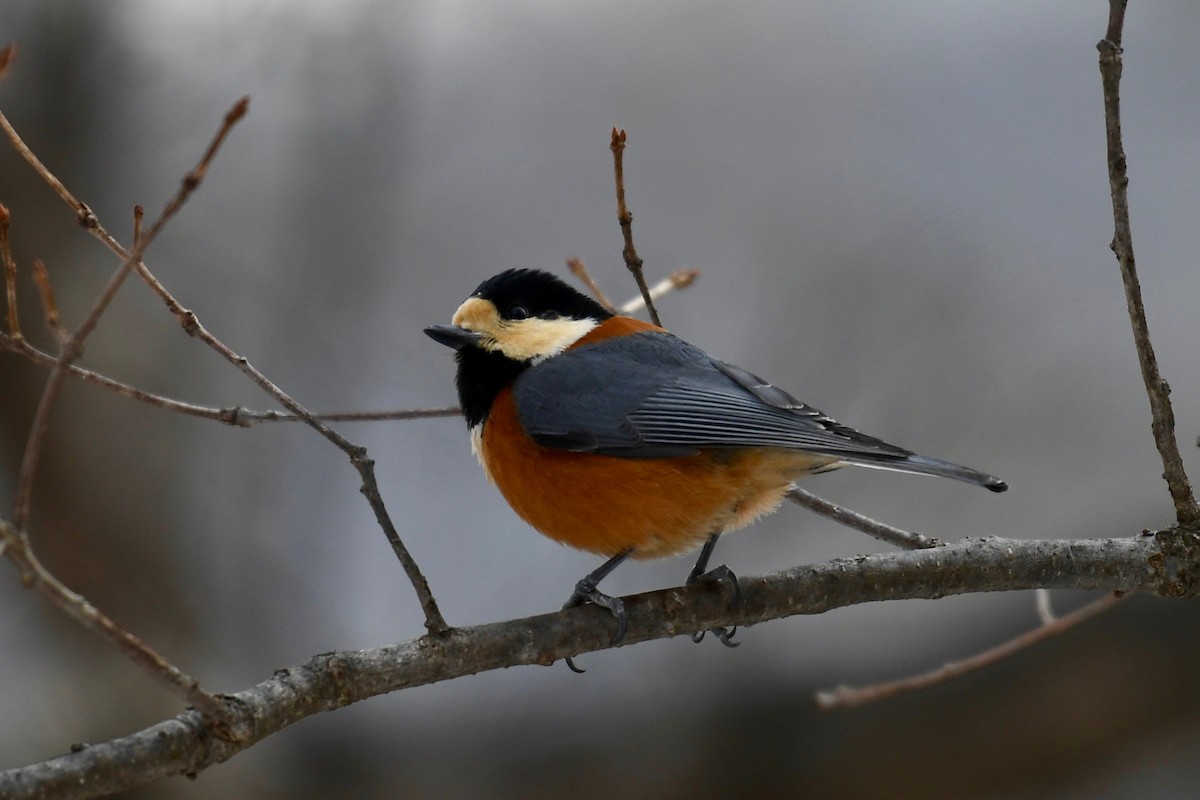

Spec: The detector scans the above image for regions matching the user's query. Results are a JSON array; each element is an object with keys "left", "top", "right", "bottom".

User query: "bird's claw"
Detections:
[
  {"left": 562, "top": 578, "right": 628, "bottom": 645},
  {"left": 690, "top": 564, "right": 741, "bottom": 609},
  {"left": 561, "top": 579, "right": 628, "bottom": 673},
  {"left": 687, "top": 564, "right": 741, "bottom": 647}
]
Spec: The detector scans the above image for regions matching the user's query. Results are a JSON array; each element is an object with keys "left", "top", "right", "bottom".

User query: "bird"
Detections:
[{"left": 426, "top": 268, "right": 1006, "bottom": 651}]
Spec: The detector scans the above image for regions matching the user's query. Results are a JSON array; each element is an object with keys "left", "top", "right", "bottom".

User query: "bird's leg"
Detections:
[
  {"left": 563, "top": 548, "right": 633, "bottom": 643},
  {"left": 562, "top": 548, "right": 634, "bottom": 673},
  {"left": 686, "top": 533, "right": 740, "bottom": 648}
]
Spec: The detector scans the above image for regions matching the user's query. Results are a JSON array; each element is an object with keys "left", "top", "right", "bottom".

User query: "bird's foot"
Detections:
[{"left": 686, "top": 564, "right": 741, "bottom": 648}]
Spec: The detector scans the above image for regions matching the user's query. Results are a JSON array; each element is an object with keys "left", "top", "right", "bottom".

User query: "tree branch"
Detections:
[
  {"left": 0, "top": 94, "right": 448, "bottom": 636},
  {"left": 0, "top": 533, "right": 1173, "bottom": 800},
  {"left": 1097, "top": 0, "right": 1199, "bottom": 524},
  {"left": 0, "top": 94, "right": 249, "bottom": 722},
  {"left": 8, "top": 96, "right": 248, "bottom": 531}
]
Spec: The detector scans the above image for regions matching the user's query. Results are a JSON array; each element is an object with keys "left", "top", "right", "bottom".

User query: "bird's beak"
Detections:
[{"left": 424, "top": 324, "right": 484, "bottom": 350}]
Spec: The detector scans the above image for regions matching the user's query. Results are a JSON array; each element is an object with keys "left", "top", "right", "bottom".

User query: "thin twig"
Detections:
[
  {"left": 619, "top": 268, "right": 700, "bottom": 315},
  {"left": 786, "top": 486, "right": 942, "bottom": 550},
  {"left": 0, "top": 99, "right": 251, "bottom": 721},
  {"left": 610, "top": 127, "right": 662, "bottom": 327},
  {"left": 10, "top": 97, "right": 248, "bottom": 532},
  {"left": 566, "top": 257, "right": 616, "bottom": 312},
  {"left": 1, "top": 99, "right": 448, "bottom": 635},
  {"left": 0, "top": 519, "right": 225, "bottom": 721},
  {"left": 1097, "top": 0, "right": 1199, "bottom": 525},
  {"left": 30, "top": 259, "right": 68, "bottom": 343},
  {"left": 0, "top": 202, "right": 19, "bottom": 340},
  {"left": 0, "top": 100, "right": 95, "bottom": 231},
  {"left": 815, "top": 592, "right": 1129, "bottom": 710},
  {"left": 2, "top": 331, "right": 457, "bottom": 424},
  {"left": 150, "top": 306, "right": 447, "bottom": 634}
]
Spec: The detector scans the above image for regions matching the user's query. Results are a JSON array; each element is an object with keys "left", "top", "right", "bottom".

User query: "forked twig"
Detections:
[
  {"left": 8, "top": 96, "right": 249, "bottom": 531},
  {"left": 568, "top": 257, "right": 700, "bottom": 318},
  {"left": 1098, "top": 0, "right": 1199, "bottom": 525},
  {"left": 0, "top": 92, "right": 249, "bottom": 721},
  {"left": 1, "top": 93, "right": 448, "bottom": 635}
]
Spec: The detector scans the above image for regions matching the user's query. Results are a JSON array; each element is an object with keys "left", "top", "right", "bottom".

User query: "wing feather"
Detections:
[{"left": 511, "top": 331, "right": 911, "bottom": 462}]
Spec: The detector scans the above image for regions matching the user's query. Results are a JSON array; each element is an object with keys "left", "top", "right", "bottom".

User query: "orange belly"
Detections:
[{"left": 479, "top": 388, "right": 835, "bottom": 559}]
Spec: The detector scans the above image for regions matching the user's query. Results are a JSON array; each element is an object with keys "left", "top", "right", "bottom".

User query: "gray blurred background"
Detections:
[{"left": 2, "top": 2, "right": 1199, "bottom": 798}]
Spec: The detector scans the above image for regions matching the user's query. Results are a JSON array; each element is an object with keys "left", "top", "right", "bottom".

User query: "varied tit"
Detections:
[{"left": 426, "top": 269, "right": 1006, "bottom": 648}]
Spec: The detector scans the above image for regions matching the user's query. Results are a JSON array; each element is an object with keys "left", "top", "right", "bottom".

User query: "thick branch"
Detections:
[
  {"left": 1097, "top": 0, "right": 1199, "bottom": 524},
  {"left": 0, "top": 534, "right": 1176, "bottom": 799}
]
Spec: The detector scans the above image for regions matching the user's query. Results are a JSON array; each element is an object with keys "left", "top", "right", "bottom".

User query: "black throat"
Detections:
[{"left": 455, "top": 346, "right": 528, "bottom": 429}]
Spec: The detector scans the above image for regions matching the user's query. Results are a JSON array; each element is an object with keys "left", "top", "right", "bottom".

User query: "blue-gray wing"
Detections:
[{"left": 510, "top": 331, "right": 911, "bottom": 461}]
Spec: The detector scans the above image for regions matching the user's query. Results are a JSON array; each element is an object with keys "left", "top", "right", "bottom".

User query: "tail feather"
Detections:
[{"left": 847, "top": 453, "right": 1008, "bottom": 493}]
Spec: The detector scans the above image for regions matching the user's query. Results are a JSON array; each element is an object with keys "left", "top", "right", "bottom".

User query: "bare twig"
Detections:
[
  {"left": 815, "top": 592, "right": 1129, "bottom": 710},
  {"left": 143, "top": 304, "right": 447, "bottom": 633},
  {"left": 1098, "top": 0, "right": 1199, "bottom": 525},
  {"left": 787, "top": 486, "right": 942, "bottom": 550},
  {"left": 0, "top": 535, "right": 1171, "bottom": 799},
  {"left": 0, "top": 519, "right": 225, "bottom": 721},
  {"left": 610, "top": 127, "right": 662, "bottom": 327},
  {"left": 619, "top": 268, "right": 700, "bottom": 315},
  {"left": 132, "top": 203, "right": 143, "bottom": 246},
  {"left": 566, "top": 257, "right": 616, "bottom": 312},
  {"left": 29, "top": 259, "right": 67, "bottom": 343},
  {"left": 0, "top": 99, "right": 251, "bottom": 721},
  {"left": 3, "top": 331, "right": 457, "bottom": 423},
  {"left": 0, "top": 202, "right": 19, "bottom": 340},
  {"left": 10, "top": 97, "right": 248, "bottom": 532},
  {"left": 1, "top": 98, "right": 448, "bottom": 635}
]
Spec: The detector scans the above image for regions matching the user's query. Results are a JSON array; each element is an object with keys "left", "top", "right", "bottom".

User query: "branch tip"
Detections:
[
  {"left": 566, "top": 257, "right": 616, "bottom": 312},
  {"left": 0, "top": 42, "right": 15, "bottom": 79},
  {"left": 607, "top": 126, "right": 661, "bottom": 326},
  {"left": 31, "top": 258, "right": 67, "bottom": 343},
  {"left": 669, "top": 267, "right": 700, "bottom": 288}
]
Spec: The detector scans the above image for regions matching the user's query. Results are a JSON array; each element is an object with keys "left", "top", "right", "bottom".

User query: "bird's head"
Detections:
[
  {"left": 426, "top": 269, "right": 614, "bottom": 428},
  {"left": 425, "top": 269, "right": 612, "bottom": 365}
]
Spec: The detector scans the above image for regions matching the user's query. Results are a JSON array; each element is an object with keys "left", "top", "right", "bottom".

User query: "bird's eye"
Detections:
[{"left": 508, "top": 305, "right": 530, "bottom": 320}]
